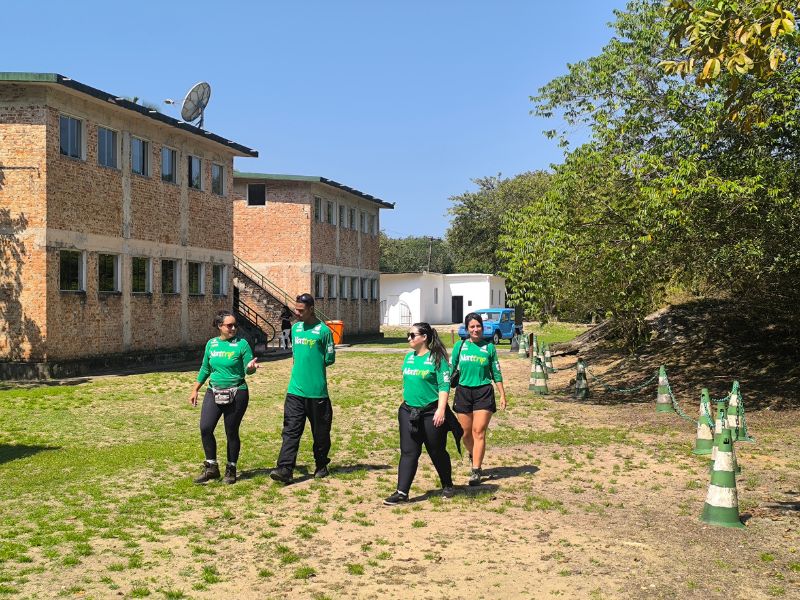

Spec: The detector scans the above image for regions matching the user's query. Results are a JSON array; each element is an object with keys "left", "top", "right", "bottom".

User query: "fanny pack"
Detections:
[{"left": 212, "top": 386, "right": 239, "bottom": 405}]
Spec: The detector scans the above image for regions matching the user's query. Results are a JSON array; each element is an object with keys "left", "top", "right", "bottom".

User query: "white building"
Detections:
[{"left": 380, "top": 272, "right": 507, "bottom": 326}]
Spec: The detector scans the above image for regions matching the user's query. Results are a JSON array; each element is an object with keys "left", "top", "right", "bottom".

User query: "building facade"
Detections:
[
  {"left": 0, "top": 73, "right": 257, "bottom": 369},
  {"left": 233, "top": 173, "right": 393, "bottom": 336},
  {"left": 380, "top": 272, "right": 507, "bottom": 326}
]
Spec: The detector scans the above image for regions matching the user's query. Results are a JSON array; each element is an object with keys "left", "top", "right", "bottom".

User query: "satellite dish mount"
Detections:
[{"left": 181, "top": 82, "right": 211, "bottom": 129}]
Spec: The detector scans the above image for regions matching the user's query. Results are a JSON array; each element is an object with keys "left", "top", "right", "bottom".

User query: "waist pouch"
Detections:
[{"left": 212, "top": 386, "right": 239, "bottom": 405}]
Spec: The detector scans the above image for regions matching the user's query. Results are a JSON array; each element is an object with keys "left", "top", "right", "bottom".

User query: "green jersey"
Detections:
[
  {"left": 196, "top": 336, "right": 253, "bottom": 390},
  {"left": 451, "top": 339, "right": 503, "bottom": 387},
  {"left": 402, "top": 350, "right": 451, "bottom": 407},
  {"left": 287, "top": 320, "right": 336, "bottom": 398}
]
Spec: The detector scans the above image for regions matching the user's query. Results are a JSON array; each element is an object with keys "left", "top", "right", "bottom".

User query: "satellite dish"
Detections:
[{"left": 180, "top": 82, "right": 211, "bottom": 128}]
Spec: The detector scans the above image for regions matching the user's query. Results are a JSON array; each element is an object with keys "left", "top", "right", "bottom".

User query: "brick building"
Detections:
[
  {"left": 0, "top": 73, "right": 257, "bottom": 374},
  {"left": 232, "top": 173, "right": 393, "bottom": 336}
]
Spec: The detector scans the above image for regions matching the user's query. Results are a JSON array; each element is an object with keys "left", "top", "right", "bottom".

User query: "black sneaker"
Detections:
[
  {"left": 468, "top": 468, "right": 482, "bottom": 487},
  {"left": 270, "top": 466, "right": 293, "bottom": 484},
  {"left": 441, "top": 486, "right": 456, "bottom": 499},
  {"left": 314, "top": 465, "right": 329, "bottom": 479},
  {"left": 194, "top": 461, "right": 221, "bottom": 484},
  {"left": 383, "top": 491, "right": 409, "bottom": 506},
  {"left": 223, "top": 464, "right": 237, "bottom": 484}
]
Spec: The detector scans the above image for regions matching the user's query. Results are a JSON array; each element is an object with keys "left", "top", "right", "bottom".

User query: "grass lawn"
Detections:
[{"left": 0, "top": 336, "right": 797, "bottom": 599}]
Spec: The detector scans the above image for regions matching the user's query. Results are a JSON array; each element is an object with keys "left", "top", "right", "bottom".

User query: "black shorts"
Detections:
[{"left": 453, "top": 384, "right": 496, "bottom": 414}]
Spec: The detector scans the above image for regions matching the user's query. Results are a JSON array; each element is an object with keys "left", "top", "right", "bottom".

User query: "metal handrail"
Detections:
[
  {"left": 232, "top": 254, "right": 332, "bottom": 323},
  {"left": 234, "top": 298, "right": 277, "bottom": 343}
]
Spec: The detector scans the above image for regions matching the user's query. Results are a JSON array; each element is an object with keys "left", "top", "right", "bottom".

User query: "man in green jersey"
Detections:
[{"left": 271, "top": 293, "right": 336, "bottom": 484}]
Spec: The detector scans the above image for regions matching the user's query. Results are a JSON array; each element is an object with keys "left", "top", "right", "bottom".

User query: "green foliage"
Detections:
[{"left": 379, "top": 233, "right": 453, "bottom": 273}]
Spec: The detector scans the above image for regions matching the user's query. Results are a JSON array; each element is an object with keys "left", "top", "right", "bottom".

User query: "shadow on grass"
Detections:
[
  {"left": 483, "top": 464, "right": 540, "bottom": 480},
  {"left": 0, "top": 444, "right": 59, "bottom": 465},
  {"left": 239, "top": 462, "right": 391, "bottom": 483},
  {"left": 0, "top": 378, "right": 90, "bottom": 391},
  {"left": 412, "top": 483, "right": 500, "bottom": 502}
]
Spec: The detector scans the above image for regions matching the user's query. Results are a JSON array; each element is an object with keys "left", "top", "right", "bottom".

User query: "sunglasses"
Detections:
[
  {"left": 222, "top": 323, "right": 237, "bottom": 329},
  {"left": 407, "top": 332, "right": 424, "bottom": 339}
]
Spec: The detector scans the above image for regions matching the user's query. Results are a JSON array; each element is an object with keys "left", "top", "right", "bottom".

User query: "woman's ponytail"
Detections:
[{"left": 413, "top": 322, "right": 449, "bottom": 370}]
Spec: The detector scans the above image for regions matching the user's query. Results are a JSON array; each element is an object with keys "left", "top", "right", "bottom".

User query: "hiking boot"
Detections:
[
  {"left": 441, "top": 486, "right": 456, "bottom": 499},
  {"left": 194, "top": 461, "right": 221, "bottom": 484},
  {"left": 314, "top": 465, "right": 329, "bottom": 479},
  {"left": 468, "top": 468, "right": 482, "bottom": 487},
  {"left": 383, "top": 490, "right": 409, "bottom": 506},
  {"left": 270, "top": 466, "right": 293, "bottom": 484},
  {"left": 223, "top": 464, "right": 237, "bottom": 484}
]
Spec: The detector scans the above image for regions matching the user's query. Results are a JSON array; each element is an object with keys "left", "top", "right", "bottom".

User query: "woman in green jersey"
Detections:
[
  {"left": 189, "top": 310, "right": 259, "bottom": 485},
  {"left": 452, "top": 312, "right": 506, "bottom": 486},
  {"left": 384, "top": 322, "right": 458, "bottom": 505}
]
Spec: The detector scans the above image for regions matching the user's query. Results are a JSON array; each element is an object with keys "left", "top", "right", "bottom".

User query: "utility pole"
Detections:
[{"left": 427, "top": 237, "right": 434, "bottom": 272}]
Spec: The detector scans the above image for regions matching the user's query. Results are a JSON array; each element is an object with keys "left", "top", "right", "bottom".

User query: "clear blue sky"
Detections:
[{"left": 3, "top": 0, "right": 627, "bottom": 237}]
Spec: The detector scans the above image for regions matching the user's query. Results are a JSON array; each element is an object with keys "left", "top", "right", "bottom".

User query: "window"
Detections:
[
  {"left": 247, "top": 184, "right": 266, "bottom": 206},
  {"left": 131, "top": 257, "right": 151, "bottom": 293},
  {"left": 211, "top": 164, "right": 224, "bottom": 195},
  {"left": 97, "top": 254, "right": 120, "bottom": 292},
  {"left": 371, "top": 278, "right": 378, "bottom": 301},
  {"left": 351, "top": 277, "right": 359, "bottom": 300},
  {"left": 314, "top": 197, "right": 322, "bottom": 222},
  {"left": 131, "top": 137, "right": 149, "bottom": 176},
  {"left": 326, "top": 201, "right": 334, "bottom": 225},
  {"left": 349, "top": 208, "right": 357, "bottom": 230},
  {"left": 59, "top": 115, "right": 82, "bottom": 159},
  {"left": 161, "top": 259, "right": 180, "bottom": 294},
  {"left": 491, "top": 290, "right": 495, "bottom": 304},
  {"left": 434, "top": 287, "right": 439, "bottom": 305},
  {"left": 327, "top": 274, "right": 337, "bottom": 299},
  {"left": 314, "top": 273, "right": 324, "bottom": 299},
  {"left": 97, "top": 127, "right": 117, "bottom": 168},
  {"left": 362, "top": 277, "right": 369, "bottom": 300},
  {"left": 340, "top": 276, "right": 349, "bottom": 299},
  {"left": 369, "top": 214, "right": 376, "bottom": 235},
  {"left": 361, "top": 212, "right": 367, "bottom": 233},
  {"left": 188, "top": 262, "right": 204, "bottom": 295},
  {"left": 339, "top": 205, "right": 346, "bottom": 228},
  {"left": 59, "top": 250, "right": 84, "bottom": 291},
  {"left": 501, "top": 312, "right": 510, "bottom": 322},
  {"left": 161, "top": 147, "right": 177, "bottom": 183},
  {"left": 212, "top": 264, "right": 228, "bottom": 295},
  {"left": 188, "top": 155, "right": 202, "bottom": 189}
]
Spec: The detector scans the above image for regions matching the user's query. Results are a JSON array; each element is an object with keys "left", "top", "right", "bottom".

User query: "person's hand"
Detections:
[
  {"left": 247, "top": 357, "right": 260, "bottom": 371},
  {"left": 189, "top": 390, "right": 199, "bottom": 407},
  {"left": 499, "top": 395, "right": 507, "bottom": 410},
  {"left": 433, "top": 408, "right": 445, "bottom": 427}
]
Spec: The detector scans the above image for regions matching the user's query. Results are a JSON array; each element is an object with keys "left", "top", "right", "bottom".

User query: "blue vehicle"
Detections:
[{"left": 457, "top": 308, "right": 519, "bottom": 344}]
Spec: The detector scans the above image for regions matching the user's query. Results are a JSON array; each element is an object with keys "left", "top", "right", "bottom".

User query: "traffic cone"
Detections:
[
  {"left": 575, "top": 359, "right": 589, "bottom": 400},
  {"left": 529, "top": 356, "right": 549, "bottom": 395},
  {"left": 700, "top": 427, "right": 744, "bottom": 528},
  {"left": 517, "top": 334, "right": 528, "bottom": 359},
  {"left": 544, "top": 343, "right": 556, "bottom": 373},
  {"left": 655, "top": 366, "right": 674, "bottom": 413},
  {"left": 726, "top": 381, "right": 740, "bottom": 438},
  {"left": 709, "top": 398, "right": 727, "bottom": 468},
  {"left": 692, "top": 388, "right": 714, "bottom": 455},
  {"left": 531, "top": 334, "right": 539, "bottom": 358}
]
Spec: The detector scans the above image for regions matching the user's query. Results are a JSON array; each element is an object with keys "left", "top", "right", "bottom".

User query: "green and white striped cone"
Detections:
[
  {"left": 575, "top": 359, "right": 589, "bottom": 400},
  {"left": 692, "top": 388, "right": 714, "bottom": 455},
  {"left": 709, "top": 399, "right": 727, "bottom": 469},
  {"left": 517, "top": 334, "right": 528, "bottom": 359},
  {"left": 537, "top": 349, "right": 548, "bottom": 381},
  {"left": 529, "top": 356, "right": 549, "bottom": 395},
  {"left": 700, "top": 427, "right": 744, "bottom": 528},
  {"left": 655, "top": 366, "right": 673, "bottom": 413},
  {"left": 544, "top": 344, "right": 556, "bottom": 373},
  {"left": 531, "top": 334, "right": 539, "bottom": 358},
  {"left": 726, "top": 382, "right": 740, "bottom": 438}
]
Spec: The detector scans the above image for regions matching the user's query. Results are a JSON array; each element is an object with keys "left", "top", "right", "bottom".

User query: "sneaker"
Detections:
[
  {"left": 270, "top": 466, "right": 293, "bottom": 484},
  {"left": 193, "top": 461, "right": 221, "bottom": 484},
  {"left": 223, "top": 464, "right": 237, "bottom": 484},
  {"left": 314, "top": 465, "right": 329, "bottom": 479},
  {"left": 441, "top": 486, "right": 456, "bottom": 499},
  {"left": 468, "top": 468, "right": 482, "bottom": 487},
  {"left": 383, "top": 490, "right": 409, "bottom": 506}
]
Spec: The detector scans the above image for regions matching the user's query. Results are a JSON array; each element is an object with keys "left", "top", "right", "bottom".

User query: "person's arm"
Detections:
[
  {"left": 324, "top": 329, "right": 336, "bottom": 366},
  {"left": 450, "top": 340, "right": 461, "bottom": 369},
  {"left": 489, "top": 345, "right": 506, "bottom": 409},
  {"left": 433, "top": 360, "right": 451, "bottom": 427},
  {"left": 189, "top": 342, "right": 211, "bottom": 406},
  {"left": 242, "top": 339, "right": 258, "bottom": 375}
]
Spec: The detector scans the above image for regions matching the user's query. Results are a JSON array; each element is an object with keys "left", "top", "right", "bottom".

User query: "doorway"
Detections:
[{"left": 451, "top": 296, "right": 463, "bottom": 324}]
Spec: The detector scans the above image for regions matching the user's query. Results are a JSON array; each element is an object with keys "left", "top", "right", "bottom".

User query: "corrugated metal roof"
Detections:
[
  {"left": 234, "top": 171, "right": 395, "bottom": 209},
  {"left": 0, "top": 73, "right": 258, "bottom": 157}
]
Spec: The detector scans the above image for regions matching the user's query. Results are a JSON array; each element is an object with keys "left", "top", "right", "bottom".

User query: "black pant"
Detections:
[
  {"left": 396, "top": 402, "right": 452, "bottom": 494},
  {"left": 199, "top": 388, "right": 249, "bottom": 464},
  {"left": 276, "top": 394, "right": 332, "bottom": 471}
]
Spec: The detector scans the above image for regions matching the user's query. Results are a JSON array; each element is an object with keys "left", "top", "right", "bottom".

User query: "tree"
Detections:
[{"left": 379, "top": 233, "right": 453, "bottom": 274}]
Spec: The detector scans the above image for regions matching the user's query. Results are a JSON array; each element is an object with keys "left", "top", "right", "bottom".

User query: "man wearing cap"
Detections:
[{"left": 270, "top": 293, "right": 336, "bottom": 484}]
